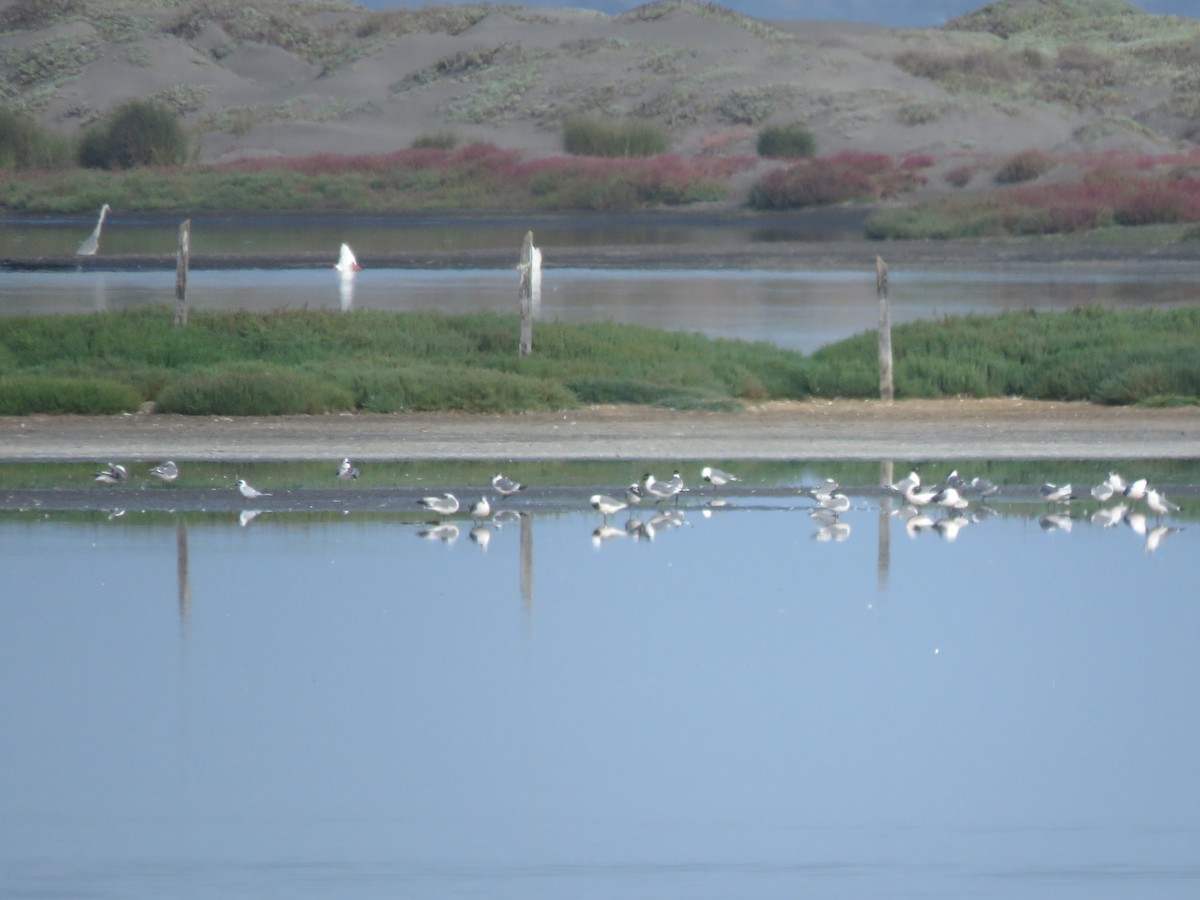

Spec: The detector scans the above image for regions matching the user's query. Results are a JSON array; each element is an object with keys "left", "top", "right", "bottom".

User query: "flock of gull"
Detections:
[{"left": 90, "top": 457, "right": 1185, "bottom": 551}]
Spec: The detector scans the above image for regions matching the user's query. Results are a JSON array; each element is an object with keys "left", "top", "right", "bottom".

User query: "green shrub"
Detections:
[
  {"left": 0, "top": 107, "right": 74, "bottom": 170},
  {"left": 79, "top": 99, "right": 190, "bottom": 169},
  {"left": 0, "top": 376, "right": 140, "bottom": 414},
  {"left": 410, "top": 130, "right": 460, "bottom": 150},
  {"left": 156, "top": 364, "right": 353, "bottom": 415},
  {"left": 562, "top": 116, "right": 670, "bottom": 157},
  {"left": 756, "top": 123, "right": 816, "bottom": 159},
  {"left": 995, "top": 149, "right": 1053, "bottom": 184}
]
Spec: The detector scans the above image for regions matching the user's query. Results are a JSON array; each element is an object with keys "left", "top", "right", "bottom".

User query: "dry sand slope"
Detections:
[
  {"left": 3, "top": 400, "right": 1199, "bottom": 462},
  {"left": 12, "top": 1, "right": 1196, "bottom": 173}
]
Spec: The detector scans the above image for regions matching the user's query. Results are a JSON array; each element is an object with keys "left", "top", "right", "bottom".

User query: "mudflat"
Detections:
[{"left": 3, "top": 399, "right": 1198, "bottom": 462}]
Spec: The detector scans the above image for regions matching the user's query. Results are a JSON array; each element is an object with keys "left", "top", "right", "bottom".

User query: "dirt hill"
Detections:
[{"left": 2, "top": 0, "right": 1198, "bottom": 185}]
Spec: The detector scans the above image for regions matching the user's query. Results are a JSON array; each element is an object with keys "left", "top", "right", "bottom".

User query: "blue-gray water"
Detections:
[
  {"left": 2, "top": 482, "right": 1198, "bottom": 899},
  {"left": 2, "top": 266, "right": 1197, "bottom": 354}
]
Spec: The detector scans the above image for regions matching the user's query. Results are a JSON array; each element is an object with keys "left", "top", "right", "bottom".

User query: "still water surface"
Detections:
[
  {"left": 2, "top": 472, "right": 1198, "bottom": 899},
  {"left": 2, "top": 266, "right": 1197, "bottom": 354}
]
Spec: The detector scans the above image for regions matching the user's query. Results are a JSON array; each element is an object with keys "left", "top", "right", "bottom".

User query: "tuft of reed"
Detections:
[{"left": 561, "top": 116, "right": 671, "bottom": 158}]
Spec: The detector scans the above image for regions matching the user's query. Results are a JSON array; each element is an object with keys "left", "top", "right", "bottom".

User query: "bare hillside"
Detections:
[{"left": 2, "top": 0, "right": 1198, "bottom": 178}]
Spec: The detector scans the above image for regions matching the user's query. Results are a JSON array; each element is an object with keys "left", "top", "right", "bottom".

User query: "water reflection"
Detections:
[
  {"left": 1, "top": 465, "right": 1198, "bottom": 900},
  {"left": 3, "top": 266, "right": 1198, "bottom": 354}
]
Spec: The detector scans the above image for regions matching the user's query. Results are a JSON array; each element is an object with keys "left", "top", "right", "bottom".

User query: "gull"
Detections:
[
  {"left": 590, "top": 494, "right": 627, "bottom": 522},
  {"left": 1040, "top": 483, "right": 1073, "bottom": 504},
  {"left": 642, "top": 472, "right": 677, "bottom": 504},
  {"left": 700, "top": 466, "right": 740, "bottom": 488},
  {"left": 1106, "top": 471, "right": 1127, "bottom": 494},
  {"left": 625, "top": 482, "right": 644, "bottom": 506},
  {"left": 237, "top": 479, "right": 270, "bottom": 499},
  {"left": 149, "top": 460, "right": 178, "bottom": 483},
  {"left": 933, "top": 485, "right": 969, "bottom": 511},
  {"left": 1123, "top": 477, "right": 1148, "bottom": 501},
  {"left": 945, "top": 470, "right": 968, "bottom": 491},
  {"left": 890, "top": 470, "right": 920, "bottom": 495},
  {"left": 967, "top": 476, "right": 999, "bottom": 498},
  {"left": 468, "top": 496, "right": 492, "bottom": 522},
  {"left": 1145, "top": 488, "right": 1180, "bottom": 522},
  {"left": 418, "top": 493, "right": 459, "bottom": 519},
  {"left": 94, "top": 462, "right": 127, "bottom": 485},
  {"left": 492, "top": 472, "right": 525, "bottom": 499},
  {"left": 334, "top": 242, "right": 361, "bottom": 273},
  {"left": 76, "top": 203, "right": 110, "bottom": 256},
  {"left": 904, "top": 483, "right": 938, "bottom": 507},
  {"left": 663, "top": 469, "right": 687, "bottom": 504},
  {"left": 1090, "top": 481, "right": 1114, "bottom": 502},
  {"left": 809, "top": 478, "right": 839, "bottom": 502},
  {"left": 818, "top": 492, "right": 851, "bottom": 514},
  {"left": 336, "top": 457, "right": 360, "bottom": 480}
]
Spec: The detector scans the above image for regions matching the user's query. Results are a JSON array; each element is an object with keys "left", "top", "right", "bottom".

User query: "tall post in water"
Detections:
[
  {"left": 518, "top": 230, "right": 534, "bottom": 357},
  {"left": 175, "top": 219, "right": 191, "bottom": 327},
  {"left": 876, "top": 255, "right": 893, "bottom": 402}
]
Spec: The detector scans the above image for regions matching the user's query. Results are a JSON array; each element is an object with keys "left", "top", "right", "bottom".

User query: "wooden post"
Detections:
[
  {"left": 174, "top": 219, "right": 190, "bottom": 327},
  {"left": 876, "top": 255, "right": 893, "bottom": 402},
  {"left": 518, "top": 230, "right": 534, "bottom": 357}
]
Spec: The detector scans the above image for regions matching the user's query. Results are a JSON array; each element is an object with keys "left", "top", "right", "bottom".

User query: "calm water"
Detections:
[
  {"left": 2, "top": 465, "right": 1198, "bottom": 899},
  {"left": 1, "top": 266, "right": 1197, "bottom": 354},
  {"left": 2, "top": 213, "right": 1198, "bottom": 353}
]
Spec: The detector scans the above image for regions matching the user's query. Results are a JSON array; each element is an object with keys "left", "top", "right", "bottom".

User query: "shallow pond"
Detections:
[
  {"left": 2, "top": 266, "right": 1197, "bottom": 355},
  {"left": 2, "top": 460, "right": 1198, "bottom": 899}
]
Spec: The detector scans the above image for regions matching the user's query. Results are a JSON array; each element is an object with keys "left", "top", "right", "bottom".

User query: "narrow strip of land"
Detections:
[{"left": 3, "top": 400, "right": 1197, "bottom": 462}]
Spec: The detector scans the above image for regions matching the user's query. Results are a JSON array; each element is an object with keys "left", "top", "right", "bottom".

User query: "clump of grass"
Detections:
[
  {"left": 756, "top": 122, "right": 815, "bottom": 159},
  {"left": 811, "top": 306, "right": 1200, "bottom": 405},
  {"left": 0, "top": 376, "right": 140, "bottom": 415},
  {"left": 410, "top": 130, "right": 460, "bottom": 150},
  {"left": 748, "top": 151, "right": 925, "bottom": 210},
  {"left": 78, "top": 98, "right": 190, "bottom": 169},
  {"left": 562, "top": 116, "right": 670, "bottom": 158},
  {"left": 0, "top": 107, "right": 74, "bottom": 169},
  {"left": 995, "top": 149, "right": 1054, "bottom": 184},
  {"left": 156, "top": 363, "right": 354, "bottom": 415}
]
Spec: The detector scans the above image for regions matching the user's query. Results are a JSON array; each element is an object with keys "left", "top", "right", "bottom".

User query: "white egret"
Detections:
[{"left": 76, "top": 204, "right": 110, "bottom": 256}]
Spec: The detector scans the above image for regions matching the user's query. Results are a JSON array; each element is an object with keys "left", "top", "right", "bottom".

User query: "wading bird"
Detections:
[
  {"left": 76, "top": 204, "right": 110, "bottom": 256},
  {"left": 334, "top": 242, "right": 361, "bottom": 273},
  {"left": 237, "top": 479, "right": 270, "bottom": 499},
  {"left": 94, "top": 462, "right": 127, "bottom": 485},
  {"left": 149, "top": 460, "right": 178, "bottom": 483}
]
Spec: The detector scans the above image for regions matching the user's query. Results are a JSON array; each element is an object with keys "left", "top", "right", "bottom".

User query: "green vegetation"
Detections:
[
  {"left": 0, "top": 308, "right": 812, "bottom": 415},
  {"left": 866, "top": 162, "right": 1200, "bottom": 239},
  {"left": 0, "top": 306, "right": 1195, "bottom": 416},
  {"left": 748, "top": 151, "right": 925, "bottom": 210},
  {"left": 78, "top": 99, "right": 191, "bottom": 169},
  {"left": 562, "top": 116, "right": 671, "bottom": 158},
  {"left": 0, "top": 143, "right": 743, "bottom": 213},
  {"left": 0, "top": 107, "right": 73, "bottom": 170},
  {"left": 756, "top": 123, "right": 815, "bottom": 159}
]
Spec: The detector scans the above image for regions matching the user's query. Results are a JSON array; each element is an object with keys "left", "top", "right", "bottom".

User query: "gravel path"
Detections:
[{"left": 4, "top": 399, "right": 1198, "bottom": 462}]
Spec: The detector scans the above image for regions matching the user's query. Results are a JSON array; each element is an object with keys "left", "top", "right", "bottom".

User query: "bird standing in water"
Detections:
[{"left": 76, "top": 204, "right": 110, "bottom": 256}]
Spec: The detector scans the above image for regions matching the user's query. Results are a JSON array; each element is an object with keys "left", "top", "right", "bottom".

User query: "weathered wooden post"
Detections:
[
  {"left": 174, "top": 219, "right": 190, "bottom": 327},
  {"left": 518, "top": 230, "right": 534, "bottom": 356},
  {"left": 876, "top": 254, "right": 893, "bottom": 402}
]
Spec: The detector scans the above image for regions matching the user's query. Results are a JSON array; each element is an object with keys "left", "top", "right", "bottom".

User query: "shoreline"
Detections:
[{"left": 3, "top": 400, "right": 1198, "bottom": 463}]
